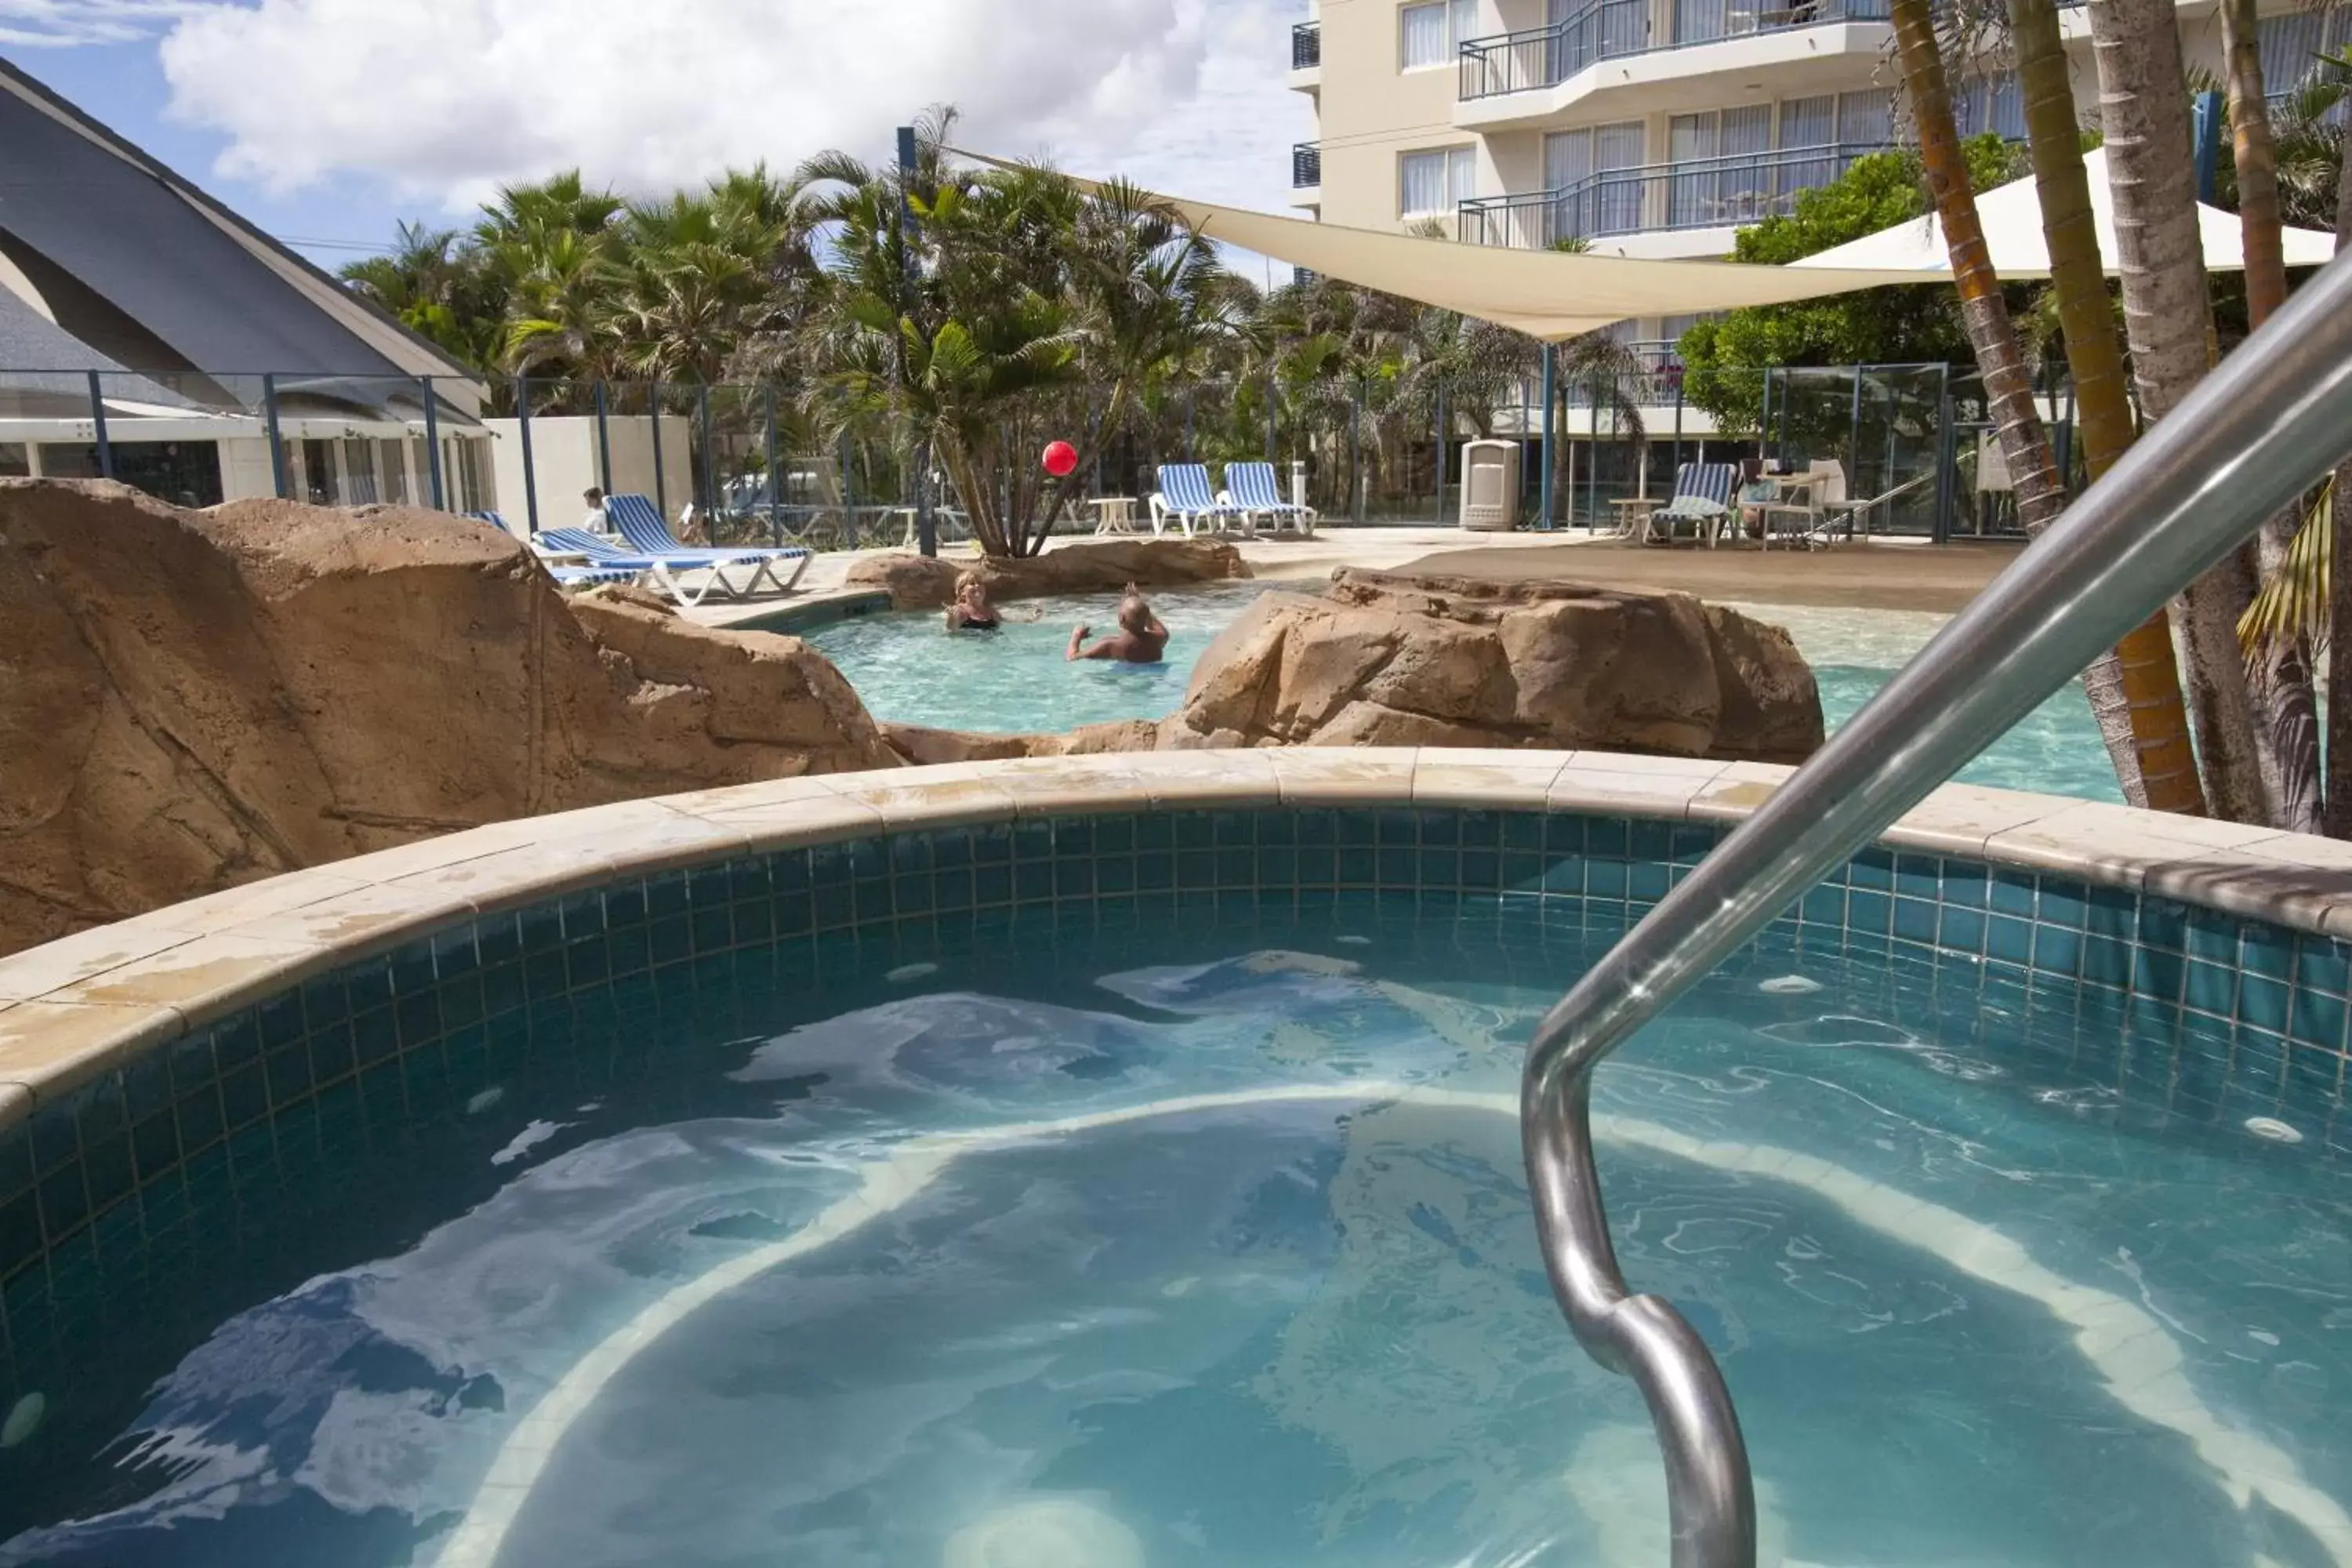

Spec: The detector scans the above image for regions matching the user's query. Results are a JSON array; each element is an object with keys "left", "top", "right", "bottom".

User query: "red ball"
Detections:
[{"left": 1041, "top": 440, "right": 1079, "bottom": 477}]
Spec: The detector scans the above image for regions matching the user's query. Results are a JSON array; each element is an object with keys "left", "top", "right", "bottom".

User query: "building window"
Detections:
[
  {"left": 377, "top": 438, "right": 409, "bottom": 505},
  {"left": 0, "top": 442, "right": 27, "bottom": 477},
  {"left": 1401, "top": 145, "right": 1478, "bottom": 217},
  {"left": 1952, "top": 74, "right": 2025, "bottom": 140},
  {"left": 1837, "top": 89, "right": 1893, "bottom": 145},
  {"left": 1401, "top": 0, "right": 1479, "bottom": 68},
  {"left": 2259, "top": 9, "right": 2352, "bottom": 103},
  {"left": 342, "top": 438, "right": 380, "bottom": 504}
]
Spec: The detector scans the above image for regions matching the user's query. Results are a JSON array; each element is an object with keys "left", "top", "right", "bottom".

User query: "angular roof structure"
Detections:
[{"left": 0, "top": 58, "right": 470, "bottom": 381}]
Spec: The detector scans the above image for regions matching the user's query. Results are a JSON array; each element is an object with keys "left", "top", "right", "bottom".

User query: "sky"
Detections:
[{"left": 0, "top": 0, "right": 1316, "bottom": 276}]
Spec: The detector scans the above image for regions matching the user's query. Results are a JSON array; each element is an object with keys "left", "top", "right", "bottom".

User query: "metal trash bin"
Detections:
[{"left": 1459, "top": 440, "right": 1521, "bottom": 532}]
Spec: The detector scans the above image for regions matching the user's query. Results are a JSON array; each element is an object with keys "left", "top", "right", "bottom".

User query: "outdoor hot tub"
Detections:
[{"left": 0, "top": 751, "right": 2345, "bottom": 1567}]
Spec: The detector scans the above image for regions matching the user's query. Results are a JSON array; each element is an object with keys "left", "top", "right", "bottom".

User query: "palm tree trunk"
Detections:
[
  {"left": 1891, "top": 0, "right": 2169, "bottom": 800},
  {"left": 2008, "top": 0, "right": 2205, "bottom": 814},
  {"left": 2087, "top": 0, "right": 2281, "bottom": 825},
  {"left": 2328, "top": 122, "right": 2352, "bottom": 837}
]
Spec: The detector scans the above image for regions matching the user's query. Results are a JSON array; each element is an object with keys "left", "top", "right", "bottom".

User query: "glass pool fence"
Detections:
[{"left": 0, "top": 361, "right": 2070, "bottom": 546}]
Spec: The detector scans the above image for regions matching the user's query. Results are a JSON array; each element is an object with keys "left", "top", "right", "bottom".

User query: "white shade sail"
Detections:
[
  {"left": 960, "top": 150, "right": 1932, "bottom": 341},
  {"left": 1792, "top": 147, "right": 2339, "bottom": 276}
]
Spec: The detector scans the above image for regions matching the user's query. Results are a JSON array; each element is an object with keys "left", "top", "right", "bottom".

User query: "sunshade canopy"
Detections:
[
  {"left": 1793, "top": 147, "right": 2339, "bottom": 276},
  {"left": 961, "top": 150, "right": 1929, "bottom": 341}
]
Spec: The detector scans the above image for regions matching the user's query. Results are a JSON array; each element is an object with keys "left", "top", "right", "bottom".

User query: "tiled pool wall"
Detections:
[{"left": 6, "top": 803, "right": 2352, "bottom": 1403}]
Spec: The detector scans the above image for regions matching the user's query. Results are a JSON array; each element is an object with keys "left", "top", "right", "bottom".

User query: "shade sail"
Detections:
[
  {"left": 1793, "top": 147, "right": 2339, "bottom": 276},
  {"left": 960, "top": 149, "right": 1933, "bottom": 340}
]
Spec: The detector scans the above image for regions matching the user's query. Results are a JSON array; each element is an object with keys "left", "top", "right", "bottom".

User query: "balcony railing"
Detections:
[
  {"left": 1293, "top": 20, "right": 1321, "bottom": 70},
  {"left": 1293, "top": 141, "right": 1323, "bottom": 188},
  {"left": 1458, "top": 141, "right": 1895, "bottom": 246},
  {"left": 1460, "top": 0, "right": 1890, "bottom": 100}
]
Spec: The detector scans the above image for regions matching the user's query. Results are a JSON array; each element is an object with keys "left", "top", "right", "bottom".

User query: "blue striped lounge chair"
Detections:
[
  {"left": 477, "top": 513, "right": 637, "bottom": 590},
  {"left": 533, "top": 526, "right": 751, "bottom": 604},
  {"left": 1149, "top": 463, "right": 1247, "bottom": 537},
  {"left": 1640, "top": 462, "right": 1739, "bottom": 546},
  {"left": 602, "top": 493, "right": 812, "bottom": 599},
  {"left": 1221, "top": 462, "right": 1317, "bottom": 536}
]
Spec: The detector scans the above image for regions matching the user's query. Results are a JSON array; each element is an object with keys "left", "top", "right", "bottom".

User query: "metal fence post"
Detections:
[
  {"left": 1586, "top": 376, "right": 1601, "bottom": 529},
  {"left": 517, "top": 375, "right": 541, "bottom": 535},
  {"left": 262, "top": 372, "right": 288, "bottom": 499},
  {"left": 1434, "top": 384, "right": 1447, "bottom": 523},
  {"left": 650, "top": 378, "right": 666, "bottom": 523},
  {"left": 1539, "top": 343, "right": 1557, "bottom": 529},
  {"left": 593, "top": 380, "right": 614, "bottom": 495},
  {"left": 1265, "top": 376, "right": 1278, "bottom": 463},
  {"left": 898, "top": 123, "right": 936, "bottom": 559},
  {"left": 764, "top": 386, "right": 782, "bottom": 545},
  {"left": 86, "top": 371, "right": 114, "bottom": 481},
  {"left": 696, "top": 383, "right": 714, "bottom": 517},
  {"left": 421, "top": 376, "right": 445, "bottom": 510},
  {"left": 1185, "top": 387, "right": 1196, "bottom": 460},
  {"left": 1349, "top": 378, "right": 1366, "bottom": 523}
]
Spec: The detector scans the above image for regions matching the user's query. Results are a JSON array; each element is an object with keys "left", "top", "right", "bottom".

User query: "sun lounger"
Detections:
[
  {"left": 1221, "top": 461, "right": 1317, "bottom": 535},
  {"left": 602, "top": 493, "right": 813, "bottom": 597},
  {"left": 534, "top": 526, "right": 745, "bottom": 609},
  {"left": 1639, "top": 462, "right": 1738, "bottom": 546},
  {"left": 1149, "top": 463, "right": 1248, "bottom": 537}
]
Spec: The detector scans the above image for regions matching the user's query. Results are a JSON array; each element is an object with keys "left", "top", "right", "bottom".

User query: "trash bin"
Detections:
[{"left": 1459, "top": 440, "right": 1520, "bottom": 532}]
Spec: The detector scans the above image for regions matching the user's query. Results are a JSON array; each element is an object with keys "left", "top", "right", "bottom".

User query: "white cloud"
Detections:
[
  {"left": 140, "top": 0, "right": 1312, "bottom": 216},
  {"left": 0, "top": 0, "right": 201, "bottom": 45}
]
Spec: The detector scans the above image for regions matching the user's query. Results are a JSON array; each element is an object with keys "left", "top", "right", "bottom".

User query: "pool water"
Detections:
[
  {"left": 808, "top": 588, "right": 2121, "bottom": 802},
  {"left": 5, "top": 902, "right": 2347, "bottom": 1566}
]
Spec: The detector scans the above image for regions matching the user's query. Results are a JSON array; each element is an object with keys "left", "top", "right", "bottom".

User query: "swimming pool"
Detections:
[
  {"left": 807, "top": 587, "right": 2121, "bottom": 802},
  {"left": 2, "top": 761, "right": 2346, "bottom": 1566}
]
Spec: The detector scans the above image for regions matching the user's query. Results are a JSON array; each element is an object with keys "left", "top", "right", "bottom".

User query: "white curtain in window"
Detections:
[
  {"left": 1670, "top": 113, "right": 1719, "bottom": 162},
  {"left": 1545, "top": 129, "right": 1592, "bottom": 191},
  {"left": 1837, "top": 89, "right": 1892, "bottom": 146},
  {"left": 1449, "top": 147, "right": 1476, "bottom": 203},
  {"left": 1402, "top": 149, "right": 1450, "bottom": 214},
  {"left": 1595, "top": 121, "right": 1645, "bottom": 171},
  {"left": 377, "top": 438, "right": 408, "bottom": 505},
  {"left": 1722, "top": 103, "right": 1771, "bottom": 155},
  {"left": 1401, "top": 2, "right": 1448, "bottom": 66},
  {"left": 1778, "top": 95, "right": 1835, "bottom": 148},
  {"left": 1452, "top": 0, "right": 1480, "bottom": 44}
]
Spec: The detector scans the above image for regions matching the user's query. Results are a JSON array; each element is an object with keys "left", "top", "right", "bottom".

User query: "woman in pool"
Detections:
[
  {"left": 944, "top": 572, "right": 1002, "bottom": 632},
  {"left": 1067, "top": 586, "right": 1168, "bottom": 664}
]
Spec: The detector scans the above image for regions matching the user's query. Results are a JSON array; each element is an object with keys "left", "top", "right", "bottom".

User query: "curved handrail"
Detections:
[{"left": 1523, "top": 245, "right": 2352, "bottom": 1568}]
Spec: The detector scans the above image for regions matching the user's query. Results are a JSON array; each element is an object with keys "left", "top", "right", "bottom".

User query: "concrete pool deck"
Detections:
[{"left": 682, "top": 528, "right": 2015, "bottom": 633}]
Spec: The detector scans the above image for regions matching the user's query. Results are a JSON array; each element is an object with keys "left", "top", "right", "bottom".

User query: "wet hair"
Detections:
[
  {"left": 1117, "top": 594, "right": 1152, "bottom": 634},
  {"left": 955, "top": 571, "right": 986, "bottom": 597}
]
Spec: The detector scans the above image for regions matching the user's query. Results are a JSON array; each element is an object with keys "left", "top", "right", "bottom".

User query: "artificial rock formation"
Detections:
[
  {"left": 877, "top": 569, "right": 1823, "bottom": 765},
  {"left": 0, "top": 481, "right": 896, "bottom": 956},
  {"left": 844, "top": 535, "right": 1248, "bottom": 609},
  {"left": 1167, "top": 570, "right": 1822, "bottom": 757}
]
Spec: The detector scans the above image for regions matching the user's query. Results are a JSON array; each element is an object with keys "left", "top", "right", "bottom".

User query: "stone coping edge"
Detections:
[{"left": 3, "top": 748, "right": 2349, "bottom": 1135}]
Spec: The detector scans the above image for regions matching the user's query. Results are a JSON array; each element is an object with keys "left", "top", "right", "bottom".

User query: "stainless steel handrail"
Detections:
[{"left": 1524, "top": 245, "right": 2352, "bottom": 1568}]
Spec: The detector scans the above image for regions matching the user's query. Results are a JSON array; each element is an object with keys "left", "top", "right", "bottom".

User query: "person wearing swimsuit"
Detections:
[{"left": 945, "top": 572, "right": 1002, "bottom": 632}]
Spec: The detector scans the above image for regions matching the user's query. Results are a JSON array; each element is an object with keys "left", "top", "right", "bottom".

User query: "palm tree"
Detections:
[
  {"left": 2005, "top": 0, "right": 2207, "bottom": 814},
  {"left": 2085, "top": 0, "right": 2278, "bottom": 824}
]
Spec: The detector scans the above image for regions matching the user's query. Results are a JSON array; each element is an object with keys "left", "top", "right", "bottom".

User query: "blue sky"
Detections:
[{"left": 1, "top": 0, "right": 1312, "bottom": 272}]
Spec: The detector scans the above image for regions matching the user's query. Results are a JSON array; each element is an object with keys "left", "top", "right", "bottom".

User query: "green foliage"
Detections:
[{"left": 1677, "top": 136, "right": 2023, "bottom": 432}]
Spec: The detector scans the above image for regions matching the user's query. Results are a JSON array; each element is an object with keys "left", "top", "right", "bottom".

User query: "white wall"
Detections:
[{"left": 483, "top": 413, "right": 695, "bottom": 536}]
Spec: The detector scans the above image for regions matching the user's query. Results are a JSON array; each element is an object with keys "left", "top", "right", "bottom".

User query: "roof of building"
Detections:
[
  {"left": 0, "top": 58, "right": 472, "bottom": 382},
  {"left": 0, "top": 281, "right": 197, "bottom": 407}
]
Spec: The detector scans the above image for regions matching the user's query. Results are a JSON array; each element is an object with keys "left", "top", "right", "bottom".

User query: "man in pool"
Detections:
[{"left": 1067, "top": 586, "right": 1168, "bottom": 664}]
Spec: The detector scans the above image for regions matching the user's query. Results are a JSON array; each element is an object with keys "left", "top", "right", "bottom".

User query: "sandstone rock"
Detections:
[
  {"left": 0, "top": 481, "right": 898, "bottom": 957},
  {"left": 880, "top": 719, "right": 1160, "bottom": 765},
  {"left": 845, "top": 536, "right": 1247, "bottom": 610},
  {"left": 1159, "top": 569, "right": 1821, "bottom": 760}
]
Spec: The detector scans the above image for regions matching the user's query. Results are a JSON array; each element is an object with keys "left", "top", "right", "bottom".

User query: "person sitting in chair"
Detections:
[{"left": 581, "top": 487, "right": 611, "bottom": 535}]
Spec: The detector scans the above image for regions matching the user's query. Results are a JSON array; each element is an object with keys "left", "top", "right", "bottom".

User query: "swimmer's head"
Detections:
[
  {"left": 1117, "top": 594, "right": 1152, "bottom": 634},
  {"left": 956, "top": 571, "right": 989, "bottom": 603}
]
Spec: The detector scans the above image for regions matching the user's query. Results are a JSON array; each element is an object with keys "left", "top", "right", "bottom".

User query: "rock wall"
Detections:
[
  {"left": 1166, "top": 570, "right": 1822, "bottom": 759},
  {"left": 0, "top": 481, "right": 896, "bottom": 956},
  {"left": 844, "top": 536, "right": 1247, "bottom": 610}
]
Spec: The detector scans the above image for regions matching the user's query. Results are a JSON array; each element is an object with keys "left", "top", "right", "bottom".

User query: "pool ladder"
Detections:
[{"left": 1524, "top": 246, "right": 2352, "bottom": 1568}]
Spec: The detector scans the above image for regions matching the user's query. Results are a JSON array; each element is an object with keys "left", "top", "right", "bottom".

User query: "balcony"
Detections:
[
  {"left": 1292, "top": 21, "right": 1321, "bottom": 70},
  {"left": 1457, "top": 0, "right": 1892, "bottom": 102},
  {"left": 1292, "top": 142, "right": 1323, "bottom": 189},
  {"left": 1457, "top": 141, "right": 1894, "bottom": 249}
]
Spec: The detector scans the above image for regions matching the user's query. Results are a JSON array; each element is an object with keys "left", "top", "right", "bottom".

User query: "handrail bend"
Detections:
[{"left": 1523, "top": 245, "right": 2352, "bottom": 1568}]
